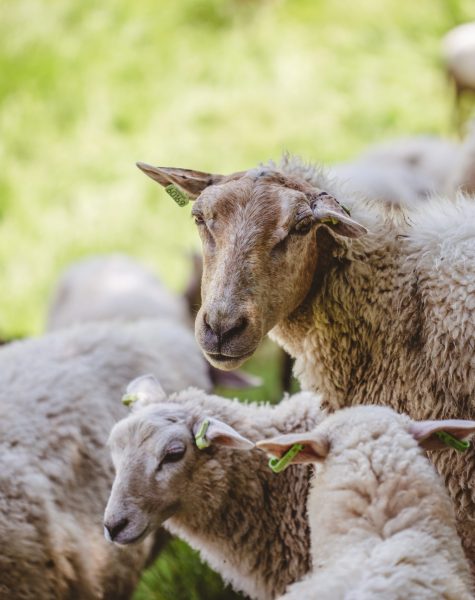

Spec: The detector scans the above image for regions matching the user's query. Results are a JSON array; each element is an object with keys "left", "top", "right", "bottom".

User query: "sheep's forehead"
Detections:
[
  {"left": 110, "top": 405, "right": 189, "bottom": 452},
  {"left": 196, "top": 173, "right": 310, "bottom": 231}
]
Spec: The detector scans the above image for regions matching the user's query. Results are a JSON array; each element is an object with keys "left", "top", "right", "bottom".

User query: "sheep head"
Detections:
[
  {"left": 104, "top": 375, "right": 253, "bottom": 546},
  {"left": 138, "top": 162, "right": 367, "bottom": 370}
]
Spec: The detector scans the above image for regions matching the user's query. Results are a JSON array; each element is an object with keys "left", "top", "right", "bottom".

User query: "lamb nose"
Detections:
[{"left": 104, "top": 517, "right": 129, "bottom": 541}]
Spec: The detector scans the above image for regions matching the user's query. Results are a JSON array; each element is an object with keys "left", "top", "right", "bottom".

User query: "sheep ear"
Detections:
[
  {"left": 193, "top": 417, "right": 254, "bottom": 450},
  {"left": 122, "top": 374, "right": 167, "bottom": 411},
  {"left": 136, "top": 163, "right": 224, "bottom": 199},
  {"left": 311, "top": 192, "right": 367, "bottom": 238},
  {"left": 409, "top": 419, "right": 475, "bottom": 450},
  {"left": 256, "top": 431, "right": 329, "bottom": 463}
]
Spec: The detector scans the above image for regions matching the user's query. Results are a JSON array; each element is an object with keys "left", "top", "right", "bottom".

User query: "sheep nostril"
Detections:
[
  {"left": 104, "top": 517, "right": 129, "bottom": 541},
  {"left": 221, "top": 316, "right": 248, "bottom": 343}
]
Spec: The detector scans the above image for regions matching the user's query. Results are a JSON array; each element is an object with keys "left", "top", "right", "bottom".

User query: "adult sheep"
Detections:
[
  {"left": 0, "top": 319, "right": 210, "bottom": 599},
  {"left": 332, "top": 135, "right": 459, "bottom": 206},
  {"left": 138, "top": 156, "right": 475, "bottom": 565}
]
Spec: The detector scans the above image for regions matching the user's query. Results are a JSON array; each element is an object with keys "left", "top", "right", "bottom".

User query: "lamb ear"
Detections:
[
  {"left": 193, "top": 417, "right": 254, "bottom": 450},
  {"left": 409, "top": 419, "right": 475, "bottom": 450},
  {"left": 136, "top": 163, "right": 224, "bottom": 199},
  {"left": 311, "top": 192, "right": 367, "bottom": 238},
  {"left": 122, "top": 374, "right": 167, "bottom": 411},
  {"left": 256, "top": 431, "right": 329, "bottom": 463}
]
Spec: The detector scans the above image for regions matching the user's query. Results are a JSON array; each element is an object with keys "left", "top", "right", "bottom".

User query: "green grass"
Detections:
[{"left": 1, "top": 0, "right": 474, "bottom": 597}]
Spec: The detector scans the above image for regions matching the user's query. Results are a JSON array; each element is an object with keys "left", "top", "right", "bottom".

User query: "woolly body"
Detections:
[
  {"left": 0, "top": 319, "right": 210, "bottom": 599},
  {"left": 271, "top": 158, "right": 475, "bottom": 561},
  {"left": 274, "top": 406, "right": 473, "bottom": 599}
]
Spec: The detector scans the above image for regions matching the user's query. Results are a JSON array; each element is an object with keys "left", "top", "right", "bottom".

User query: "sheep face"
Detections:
[
  {"left": 137, "top": 162, "right": 366, "bottom": 370},
  {"left": 104, "top": 401, "right": 253, "bottom": 546},
  {"left": 104, "top": 405, "right": 194, "bottom": 545}
]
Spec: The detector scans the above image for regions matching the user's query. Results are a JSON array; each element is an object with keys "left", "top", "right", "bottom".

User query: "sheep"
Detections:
[
  {"left": 46, "top": 254, "right": 259, "bottom": 390},
  {"left": 46, "top": 254, "right": 191, "bottom": 331},
  {"left": 331, "top": 135, "right": 460, "bottom": 206},
  {"left": 257, "top": 405, "right": 475, "bottom": 600},
  {"left": 104, "top": 375, "right": 325, "bottom": 600},
  {"left": 330, "top": 161, "right": 435, "bottom": 207},
  {"left": 138, "top": 157, "right": 475, "bottom": 565},
  {"left": 442, "top": 22, "right": 475, "bottom": 129},
  {"left": 0, "top": 319, "right": 211, "bottom": 599}
]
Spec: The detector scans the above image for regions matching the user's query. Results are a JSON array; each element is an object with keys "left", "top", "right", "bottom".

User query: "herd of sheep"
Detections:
[{"left": 2, "top": 21, "right": 475, "bottom": 600}]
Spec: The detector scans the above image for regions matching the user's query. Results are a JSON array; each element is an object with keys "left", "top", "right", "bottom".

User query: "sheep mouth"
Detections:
[
  {"left": 205, "top": 350, "right": 255, "bottom": 370},
  {"left": 115, "top": 525, "right": 150, "bottom": 546}
]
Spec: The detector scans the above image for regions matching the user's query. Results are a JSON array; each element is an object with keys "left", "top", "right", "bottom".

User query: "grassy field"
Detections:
[{"left": 1, "top": 0, "right": 474, "bottom": 598}]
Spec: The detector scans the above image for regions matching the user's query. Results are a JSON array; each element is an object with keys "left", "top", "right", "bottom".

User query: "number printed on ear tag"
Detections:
[{"left": 165, "top": 184, "right": 190, "bottom": 207}]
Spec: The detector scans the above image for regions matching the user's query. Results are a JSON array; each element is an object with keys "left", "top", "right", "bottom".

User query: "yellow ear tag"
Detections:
[
  {"left": 165, "top": 184, "right": 190, "bottom": 207},
  {"left": 122, "top": 393, "right": 139, "bottom": 407}
]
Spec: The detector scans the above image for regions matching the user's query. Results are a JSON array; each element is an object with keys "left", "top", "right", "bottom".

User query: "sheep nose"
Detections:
[
  {"left": 104, "top": 517, "right": 129, "bottom": 541},
  {"left": 203, "top": 312, "right": 248, "bottom": 347}
]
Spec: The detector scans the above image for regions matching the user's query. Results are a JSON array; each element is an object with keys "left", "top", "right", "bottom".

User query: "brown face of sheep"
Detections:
[
  {"left": 104, "top": 403, "right": 253, "bottom": 545},
  {"left": 137, "top": 163, "right": 367, "bottom": 369}
]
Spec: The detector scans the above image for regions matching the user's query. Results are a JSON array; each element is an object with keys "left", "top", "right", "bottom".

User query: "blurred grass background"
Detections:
[{"left": 0, "top": 0, "right": 474, "bottom": 598}]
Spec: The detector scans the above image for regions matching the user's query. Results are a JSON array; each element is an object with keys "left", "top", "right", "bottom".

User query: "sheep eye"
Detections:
[
  {"left": 193, "top": 214, "right": 205, "bottom": 226},
  {"left": 161, "top": 446, "right": 186, "bottom": 465},
  {"left": 291, "top": 217, "right": 314, "bottom": 235}
]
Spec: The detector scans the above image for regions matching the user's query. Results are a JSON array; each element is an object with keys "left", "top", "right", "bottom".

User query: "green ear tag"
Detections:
[
  {"left": 195, "top": 419, "right": 211, "bottom": 450},
  {"left": 435, "top": 431, "right": 470, "bottom": 452},
  {"left": 165, "top": 184, "right": 190, "bottom": 207},
  {"left": 122, "top": 393, "right": 139, "bottom": 407},
  {"left": 269, "top": 443, "right": 304, "bottom": 473},
  {"left": 321, "top": 217, "right": 339, "bottom": 226}
]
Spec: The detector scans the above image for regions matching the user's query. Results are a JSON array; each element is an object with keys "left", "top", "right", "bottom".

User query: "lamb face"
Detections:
[
  {"left": 104, "top": 405, "right": 194, "bottom": 545},
  {"left": 104, "top": 400, "right": 253, "bottom": 546},
  {"left": 137, "top": 163, "right": 366, "bottom": 370}
]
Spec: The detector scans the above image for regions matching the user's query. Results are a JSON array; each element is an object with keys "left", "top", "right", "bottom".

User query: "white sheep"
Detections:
[
  {"left": 331, "top": 135, "right": 460, "bottom": 206},
  {"left": 46, "top": 254, "right": 259, "bottom": 390},
  {"left": 138, "top": 156, "right": 475, "bottom": 565},
  {"left": 46, "top": 254, "right": 190, "bottom": 330},
  {"left": 0, "top": 320, "right": 211, "bottom": 599},
  {"left": 104, "top": 375, "right": 325, "bottom": 600},
  {"left": 258, "top": 405, "right": 475, "bottom": 600},
  {"left": 442, "top": 22, "right": 475, "bottom": 127}
]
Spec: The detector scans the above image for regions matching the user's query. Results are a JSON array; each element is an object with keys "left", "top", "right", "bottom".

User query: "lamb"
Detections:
[
  {"left": 0, "top": 319, "right": 211, "bottom": 599},
  {"left": 137, "top": 157, "right": 475, "bottom": 565},
  {"left": 257, "top": 405, "right": 475, "bottom": 600},
  {"left": 104, "top": 375, "right": 325, "bottom": 600}
]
